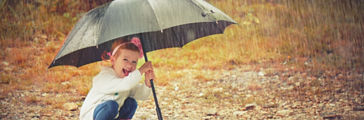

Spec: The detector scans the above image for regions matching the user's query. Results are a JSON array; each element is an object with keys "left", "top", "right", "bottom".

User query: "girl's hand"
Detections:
[
  {"left": 138, "top": 62, "right": 153, "bottom": 74},
  {"left": 144, "top": 70, "right": 155, "bottom": 88}
]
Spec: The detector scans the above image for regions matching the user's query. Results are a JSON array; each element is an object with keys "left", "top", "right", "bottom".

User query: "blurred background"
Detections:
[{"left": 0, "top": 0, "right": 363, "bottom": 119}]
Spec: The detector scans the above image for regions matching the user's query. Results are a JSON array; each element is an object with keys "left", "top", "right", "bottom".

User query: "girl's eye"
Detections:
[{"left": 123, "top": 59, "right": 128, "bottom": 62}]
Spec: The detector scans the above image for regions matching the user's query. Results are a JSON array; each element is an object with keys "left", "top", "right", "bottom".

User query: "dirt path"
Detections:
[{"left": 1, "top": 64, "right": 363, "bottom": 119}]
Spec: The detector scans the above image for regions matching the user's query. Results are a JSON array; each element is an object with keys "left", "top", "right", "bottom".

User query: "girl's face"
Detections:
[{"left": 111, "top": 49, "right": 140, "bottom": 78}]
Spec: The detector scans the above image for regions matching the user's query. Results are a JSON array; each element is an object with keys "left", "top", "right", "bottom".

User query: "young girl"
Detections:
[{"left": 80, "top": 37, "right": 154, "bottom": 120}]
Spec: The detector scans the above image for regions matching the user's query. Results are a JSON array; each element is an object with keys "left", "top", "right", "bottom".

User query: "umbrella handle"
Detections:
[{"left": 150, "top": 79, "right": 163, "bottom": 120}]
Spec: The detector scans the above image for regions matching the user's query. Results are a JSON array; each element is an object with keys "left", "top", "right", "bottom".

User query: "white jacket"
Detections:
[{"left": 79, "top": 66, "right": 151, "bottom": 120}]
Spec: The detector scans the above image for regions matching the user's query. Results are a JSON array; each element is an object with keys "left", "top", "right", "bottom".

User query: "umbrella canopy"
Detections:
[{"left": 49, "top": 0, "right": 236, "bottom": 68}]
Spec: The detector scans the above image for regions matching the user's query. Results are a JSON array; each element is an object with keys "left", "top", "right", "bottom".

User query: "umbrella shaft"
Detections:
[
  {"left": 141, "top": 39, "right": 163, "bottom": 120},
  {"left": 151, "top": 80, "right": 163, "bottom": 120}
]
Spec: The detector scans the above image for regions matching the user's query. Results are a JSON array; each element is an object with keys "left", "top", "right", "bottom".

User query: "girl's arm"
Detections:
[
  {"left": 93, "top": 69, "right": 142, "bottom": 94},
  {"left": 129, "top": 70, "right": 154, "bottom": 100},
  {"left": 129, "top": 83, "right": 152, "bottom": 100}
]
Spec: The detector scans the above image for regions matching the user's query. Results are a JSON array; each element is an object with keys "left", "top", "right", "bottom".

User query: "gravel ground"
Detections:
[{"left": 1, "top": 64, "right": 363, "bottom": 120}]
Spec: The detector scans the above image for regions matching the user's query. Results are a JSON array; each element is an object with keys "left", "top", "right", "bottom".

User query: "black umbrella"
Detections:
[{"left": 49, "top": 0, "right": 236, "bottom": 119}]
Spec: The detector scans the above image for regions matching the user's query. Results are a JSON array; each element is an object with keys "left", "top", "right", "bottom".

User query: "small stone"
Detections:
[
  {"left": 245, "top": 94, "right": 252, "bottom": 98},
  {"left": 61, "top": 81, "right": 70, "bottom": 86},
  {"left": 206, "top": 81, "right": 213, "bottom": 86},
  {"left": 263, "top": 103, "right": 278, "bottom": 108},
  {"left": 56, "top": 94, "right": 62, "bottom": 98},
  {"left": 285, "top": 86, "right": 294, "bottom": 90},
  {"left": 244, "top": 103, "right": 257, "bottom": 111},
  {"left": 329, "top": 103, "right": 335, "bottom": 107},
  {"left": 63, "top": 102, "right": 78, "bottom": 111},
  {"left": 31, "top": 113, "right": 40, "bottom": 119},
  {"left": 212, "top": 88, "right": 223, "bottom": 93},
  {"left": 295, "top": 82, "right": 300, "bottom": 87},
  {"left": 206, "top": 108, "right": 218, "bottom": 116},
  {"left": 276, "top": 110, "right": 292, "bottom": 116},
  {"left": 288, "top": 76, "right": 295, "bottom": 81},
  {"left": 161, "top": 101, "right": 168, "bottom": 105},
  {"left": 266, "top": 114, "right": 274, "bottom": 119},
  {"left": 40, "top": 35, "right": 47, "bottom": 39},
  {"left": 198, "top": 92, "right": 204, "bottom": 97},
  {"left": 2, "top": 61, "right": 9, "bottom": 66},
  {"left": 233, "top": 111, "right": 246, "bottom": 116},
  {"left": 322, "top": 113, "right": 342, "bottom": 119},
  {"left": 258, "top": 71, "right": 265, "bottom": 76},
  {"left": 292, "top": 102, "right": 301, "bottom": 109}
]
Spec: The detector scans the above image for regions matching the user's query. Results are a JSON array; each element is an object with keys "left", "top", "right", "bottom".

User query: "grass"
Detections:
[{"left": 0, "top": 0, "right": 363, "bottom": 111}]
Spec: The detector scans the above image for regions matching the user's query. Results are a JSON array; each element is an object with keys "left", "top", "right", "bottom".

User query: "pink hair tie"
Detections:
[
  {"left": 130, "top": 37, "right": 144, "bottom": 58},
  {"left": 107, "top": 52, "right": 112, "bottom": 58}
]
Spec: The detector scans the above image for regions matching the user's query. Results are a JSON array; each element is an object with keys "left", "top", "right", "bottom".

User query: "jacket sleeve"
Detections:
[
  {"left": 129, "top": 83, "right": 152, "bottom": 100},
  {"left": 93, "top": 70, "right": 142, "bottom": 94}
]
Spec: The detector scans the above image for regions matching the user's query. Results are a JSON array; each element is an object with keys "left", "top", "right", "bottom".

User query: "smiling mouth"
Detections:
[{"left": 122, "top": 69, "right": 131, "bottom": 76}]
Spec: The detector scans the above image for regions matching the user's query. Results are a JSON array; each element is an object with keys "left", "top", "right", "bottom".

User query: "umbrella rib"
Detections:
[
  {"left": 54, "top": 4, "right": 107, "bottom": 60},
  {"left": 190, "top": 0, "right": 216, "bottom": 22},
  {"left": 146, "top": 0, "right": 163, "bottom": 32},
  {"left": 214, "top": 21, "right": 224, "bottom": 34}
]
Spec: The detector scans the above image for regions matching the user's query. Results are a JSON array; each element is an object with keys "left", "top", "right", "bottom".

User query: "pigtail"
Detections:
[
  {"left": 100, "top": 51, "right": 111, "bottom": 61},
  {"left": 130, "top": 37, "right": 144, "bottom": 58}
]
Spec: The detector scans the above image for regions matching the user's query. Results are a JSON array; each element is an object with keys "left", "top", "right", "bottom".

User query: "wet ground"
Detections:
[{"left": 1, "top": 64, "right": 363, "bottom": 120}]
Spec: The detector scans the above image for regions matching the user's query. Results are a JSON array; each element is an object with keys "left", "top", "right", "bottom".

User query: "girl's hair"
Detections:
[{"left": 101, "top": 37, "right": 140, "bottom": 60}]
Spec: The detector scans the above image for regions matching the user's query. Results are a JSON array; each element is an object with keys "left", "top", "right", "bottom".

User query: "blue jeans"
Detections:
[{"left": 93, "top": 97, "right": 138, "bottom": 120}]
